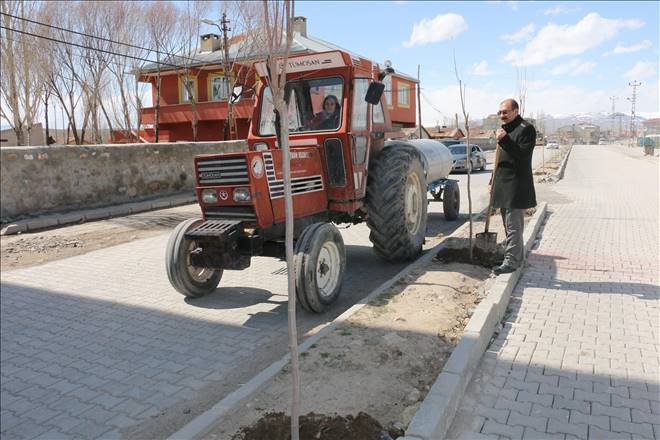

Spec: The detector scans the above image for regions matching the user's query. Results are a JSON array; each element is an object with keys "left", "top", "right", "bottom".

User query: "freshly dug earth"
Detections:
[
  {"left": 234, "top": 411, "right": 396, "bottom": 440},
  {"left": 204, "top": 254, "right": 495, "bottom": 440}
]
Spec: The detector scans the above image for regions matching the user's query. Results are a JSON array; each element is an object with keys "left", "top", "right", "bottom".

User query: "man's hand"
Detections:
[{"left": 496, "top": 128, "right": 506, "bottom": 141}]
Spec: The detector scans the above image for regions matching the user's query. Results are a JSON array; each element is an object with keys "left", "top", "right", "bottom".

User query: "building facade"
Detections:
[{"left": 134, "top": 17, "right": 417, "bottom": 143}]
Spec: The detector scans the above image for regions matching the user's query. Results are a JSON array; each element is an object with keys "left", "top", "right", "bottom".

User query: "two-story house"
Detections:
[{"left": 135, "top": 17, "right": 417, "bottom": 143}]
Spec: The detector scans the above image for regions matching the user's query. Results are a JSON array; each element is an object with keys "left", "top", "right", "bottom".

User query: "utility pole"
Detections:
[
  {"left": 609, "top": 96, "right": 618, "bottom": 139},
  {"left": 417, "top": 64, "right": 422, "bottom": 139},
  {"left": 221, "top": 12, "right": 233, "bottom": 141},
  {"left": 627, "top": 80, "right": 641, "bottom": 147}
]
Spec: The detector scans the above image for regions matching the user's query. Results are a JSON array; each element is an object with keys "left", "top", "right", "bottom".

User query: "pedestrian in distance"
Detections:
[{"left": 491, "top": 98, "right": 537, "bottom": 275}]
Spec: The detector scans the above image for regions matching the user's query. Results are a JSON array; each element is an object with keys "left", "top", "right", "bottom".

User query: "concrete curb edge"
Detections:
[
  {"left": 0, "top": 194, "right": 197, "bottom": 236},
  {"left": 400, "top": 201, "right": 548, "bottom": 440},
  {"left": 168, "top": 218, "right": 479, "bottom": 440},
  {"left": 553, "top": 146, "right": 572, "bottom": 181}
]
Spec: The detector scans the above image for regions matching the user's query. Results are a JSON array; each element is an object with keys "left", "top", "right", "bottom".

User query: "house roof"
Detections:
[
  {"left": 139, "top": 28, "right": 417, "bottom": 82},
  {"left": 427, "top": 127, "right": 465, "bottom": 139},
  {"left": 401, "top": 126, "right": 432, "bottom": 138}
]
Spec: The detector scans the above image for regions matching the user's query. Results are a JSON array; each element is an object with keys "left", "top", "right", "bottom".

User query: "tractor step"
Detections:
[{"left": 184, "top": 219, "right": 242, "bottom": 240}]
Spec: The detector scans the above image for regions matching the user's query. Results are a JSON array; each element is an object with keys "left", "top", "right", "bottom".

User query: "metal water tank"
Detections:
[{"left": 406, "top": 139, "right": 454, "bottom": 182}]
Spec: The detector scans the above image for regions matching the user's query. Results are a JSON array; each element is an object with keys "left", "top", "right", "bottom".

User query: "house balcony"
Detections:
[{"left": 140, "top": 99, "right": 255, "bottom": 125}]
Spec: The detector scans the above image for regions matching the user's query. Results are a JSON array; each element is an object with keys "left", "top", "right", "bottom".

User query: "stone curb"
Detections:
[
  {"left": 0, "top": 194, "right": 197, "bottom": 236},
  {"left": 168, "top": 218, "right": 480, "bottom": 440},
  {"left": 553, "top": 146, "right": 572, "bottom": 181},
  {"left": 399, "top": 201, "right": 548, "bottom": 440}
]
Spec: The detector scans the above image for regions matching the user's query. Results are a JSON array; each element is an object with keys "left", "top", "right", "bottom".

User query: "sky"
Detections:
[{"left": 295, "top": 0, "right": 659, "bottom": 125}]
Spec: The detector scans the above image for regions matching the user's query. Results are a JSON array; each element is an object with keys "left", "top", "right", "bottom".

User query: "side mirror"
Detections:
[
  {"left": 365, "top": 81, "right": 385, "bottom": 105},
  {"left": 230, "top": 85, "right": 244, "bottom": 104}
]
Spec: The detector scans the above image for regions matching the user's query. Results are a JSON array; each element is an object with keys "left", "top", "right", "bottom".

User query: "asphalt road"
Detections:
[{"left": 0, "top": 146, "right": 559, "bottom": 439}]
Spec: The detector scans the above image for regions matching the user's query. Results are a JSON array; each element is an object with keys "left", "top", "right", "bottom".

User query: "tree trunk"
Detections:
[
  {"left": 277, "top": 101, "right": 300, "bottom": 440},
  {"left": 44, "top": 92, "right": 50, "bottom": 146},
  {"left": 155, "top": 74, "right": 161, "bottom": 142}
]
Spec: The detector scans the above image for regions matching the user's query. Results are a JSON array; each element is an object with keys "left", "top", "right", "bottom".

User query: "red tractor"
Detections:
[{"left": 166, "top": 50, "right": 459, "bottom": 313}]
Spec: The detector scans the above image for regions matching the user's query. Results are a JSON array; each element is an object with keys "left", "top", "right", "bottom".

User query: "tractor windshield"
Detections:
[{"left": 258, "top": 76, "right": 344, "bottom": 136}]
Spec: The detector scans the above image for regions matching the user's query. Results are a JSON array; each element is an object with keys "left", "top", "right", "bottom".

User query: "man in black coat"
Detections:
[{"left": 491, "top": 98, "right": 537, "bottom": 274}]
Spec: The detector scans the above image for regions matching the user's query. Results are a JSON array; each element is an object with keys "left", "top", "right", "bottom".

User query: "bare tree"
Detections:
[
  {"left": 0, "top": 0, "right": 45, "bottom": 146},
  {"left": 177, "top": 1, "right": 211, "bottom": 141},
  {"left": 217, "top": 1, "right": 264, "bottom": 140},
  {"left": 454, "top": 55, "right": 474, "bottom": 260},
  {"left": 39, "top": 1, "right": 88, "bottom": 145},
  {"left": 145, "top": 1, "right": 184, "bottom": 142},
  {"left": 102, "top": 1, "right": 151, "bottom": 142},
  {"left": 261, "top": 1, "right": 299, "bottom": 438}
]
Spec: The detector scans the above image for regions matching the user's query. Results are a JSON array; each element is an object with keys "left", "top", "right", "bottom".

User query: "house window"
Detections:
[
  {"left": 179, "top": 77, "right": 197, "bottom": 103},
  {"left": 383, "top": 76, "right": 392, "bottom": 107},
  {"left": 209, "top": 74, "right": 229, "bottom": 101},
  {"left": 398, "top": 82, "right": 410, "bottom": 108}
]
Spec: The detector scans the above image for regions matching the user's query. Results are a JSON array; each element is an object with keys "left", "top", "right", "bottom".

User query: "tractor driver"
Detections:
[{"left": 307, "top": 95, "right": 341, "bottom": 130}]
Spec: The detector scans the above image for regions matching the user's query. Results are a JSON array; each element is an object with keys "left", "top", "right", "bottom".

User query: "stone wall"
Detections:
[{"left": 0, "top": 141, "right": 247, "bottom": 221}]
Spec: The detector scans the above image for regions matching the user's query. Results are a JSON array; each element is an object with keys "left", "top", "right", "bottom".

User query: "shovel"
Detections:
[{"left": 474, "top": 142, "right": 501, "bottom": 253}]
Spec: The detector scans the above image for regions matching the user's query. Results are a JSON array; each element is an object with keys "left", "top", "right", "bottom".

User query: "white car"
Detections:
[{"left": 546, "top": 142, "right": 559, "bottom": 149}]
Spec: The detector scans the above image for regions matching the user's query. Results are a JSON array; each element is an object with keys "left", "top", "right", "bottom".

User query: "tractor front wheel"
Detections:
[
  {"left": 166, "top": 218, "right": 223, "bottom": 298},
  {"left": 294, "top": 223, "right": 346, "bottom": 313}
]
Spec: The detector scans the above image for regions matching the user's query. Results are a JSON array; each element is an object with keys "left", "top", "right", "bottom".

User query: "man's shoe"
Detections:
[{"left": 492, "top": 264, "right": 517, "bottom": 275}]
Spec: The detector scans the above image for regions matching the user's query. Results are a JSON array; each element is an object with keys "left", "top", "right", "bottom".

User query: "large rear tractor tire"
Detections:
[
  {"left": 366, "top": 145, "right": 428, "bottom": 262},
  {"left": 166, "top": 218, "right": 222, "bottom": 298},
  {"left": 443, "top": 180, "right": 460, "bottom": 220},
  {"left": 294, "top": 223, "right": 346, "bottom": 313}
]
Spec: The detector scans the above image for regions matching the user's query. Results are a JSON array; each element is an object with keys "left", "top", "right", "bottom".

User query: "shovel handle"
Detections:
[{"left": 484, "top": 142, "right": 501, "bottom": 233}]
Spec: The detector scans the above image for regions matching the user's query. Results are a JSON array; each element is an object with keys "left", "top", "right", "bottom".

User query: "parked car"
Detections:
[
  {"left": 598, "top": 139, "right": 607, "bottom": 145},
  {"left": 438, "top": 139, "right": 464, "bottom": 148},
  {"left": 546, "top": 141, "right": 559, "bottom": 149},
  {"left": 449, "top": 143, "right": 487, "bottom": 172}
]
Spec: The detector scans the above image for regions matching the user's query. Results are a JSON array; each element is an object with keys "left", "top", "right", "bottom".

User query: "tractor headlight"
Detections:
[
  {"left": 233, "top": 187, "right": 251, "bottom": 202},
  {"left": 201, "top": 189, "right": 218, "bottom": 204},
  {"left": 253, "top": 142, "right": 268, "bottom": 151}
]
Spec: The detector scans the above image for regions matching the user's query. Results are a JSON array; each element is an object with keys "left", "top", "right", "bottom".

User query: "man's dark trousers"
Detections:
[{"left": 500, "top": 208, "right": 524, "bottom": 268}]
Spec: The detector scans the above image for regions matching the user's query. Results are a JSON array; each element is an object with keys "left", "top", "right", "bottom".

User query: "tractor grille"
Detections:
[
  {"left": 185, "top": 220, "right": 241, "bottom": 239},
  {"left": 268, "top": 176, "right": 324, "bottom": 199},
  {"left": 197, "top": 156, "right": 249, "bottom": 185},
  {"left": 204, "top": 206, "right": 256, "bottom": 221}
]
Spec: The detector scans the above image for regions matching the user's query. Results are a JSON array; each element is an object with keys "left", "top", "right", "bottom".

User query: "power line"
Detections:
[
  {"left": 1, "top": 33, "right": 138, "bottom": 77},
  {"left": 0, "top": 24, "right": 185, "bottom": 69},
  {"left": 1, "top": 11, "right": 159, "bottom": 55},
  {"left": 1, "top": 11, "right": 216, "bottom": 68},
  {"left": 420, "top": 91, "right": 445, "bottom": 117}
]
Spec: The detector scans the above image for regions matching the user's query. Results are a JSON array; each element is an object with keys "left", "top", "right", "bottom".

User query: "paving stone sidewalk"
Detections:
[{"left": 448, "top": 145, "right": 660, "bottom": 440}]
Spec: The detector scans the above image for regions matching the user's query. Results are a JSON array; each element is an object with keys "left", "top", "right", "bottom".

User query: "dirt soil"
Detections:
[
  {"left": 0, "top": 204, "right": 200, "bottom": 270},
  {"left": 200, "top": 211, "right": 539, "bottom": 440},
  {"left": 203, "top": 218, "right": 505, "bottom": 440}
]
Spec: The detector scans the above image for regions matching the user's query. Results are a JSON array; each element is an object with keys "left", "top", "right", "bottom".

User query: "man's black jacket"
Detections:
[{"left": 492, "top": 115, "right": 537, "bottom": 209}]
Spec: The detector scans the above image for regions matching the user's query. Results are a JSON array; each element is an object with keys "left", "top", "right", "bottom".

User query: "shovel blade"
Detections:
[{"left": 474, "top": 231, "right": 498, "bottom": 253}]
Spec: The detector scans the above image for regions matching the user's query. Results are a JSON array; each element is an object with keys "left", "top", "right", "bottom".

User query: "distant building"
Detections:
[
  {"left": 427, "top": 126, "right": 464, "bottom": 140},
  {"left": 643, "top": 118, "right": 660, "bottom": 135},
  {"left": 0, "top": 123, "right": 45, "bottom": 147},
  {"left": 482, "top": 114, "right": 500, "bottom": 130},
  {"left": 401, "top": 126, "right": 431, "bottom": 140},
  {"left": 467, "top": 127, "right": 497, "bottom": 150},
  {"left": 556, "top": 123, "right": 600, "bottom": 145}
]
